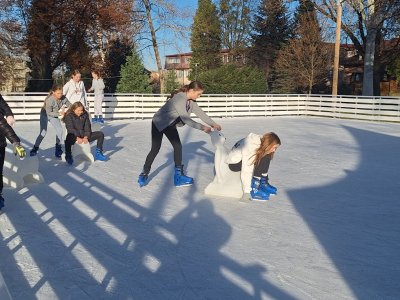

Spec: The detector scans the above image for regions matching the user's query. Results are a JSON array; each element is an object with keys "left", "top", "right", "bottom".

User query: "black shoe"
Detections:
[{"left": 0, "top": 194, "right": 4, "bottom": 210}]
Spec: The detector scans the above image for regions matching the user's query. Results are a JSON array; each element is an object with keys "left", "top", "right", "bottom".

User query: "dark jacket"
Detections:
[
  {"left": 0, "top": 94, "right": 14, "bottom": 119},
  {"left": 0, "top": 95, "right": 19, "bottom": 148},
  {"left": 64, "top": 111, "right": 91, "bottom": 138}
]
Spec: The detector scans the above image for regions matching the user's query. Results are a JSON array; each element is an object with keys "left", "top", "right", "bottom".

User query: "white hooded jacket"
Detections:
[
  {"left": 63, "top": 79, "right": 87, "bottom": 108},
  {"left": 225, "top": 133, "right": 261, "bottom": 193}
]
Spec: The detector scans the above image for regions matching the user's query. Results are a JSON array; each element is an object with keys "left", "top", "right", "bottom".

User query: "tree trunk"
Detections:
[{"left": 143, "top": 0, "right": 164, "bottom": 93}]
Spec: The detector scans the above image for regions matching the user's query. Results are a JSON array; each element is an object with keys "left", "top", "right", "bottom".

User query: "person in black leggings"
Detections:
[{"left": 138, "top": 81, "right": 222, "bottom": 187}]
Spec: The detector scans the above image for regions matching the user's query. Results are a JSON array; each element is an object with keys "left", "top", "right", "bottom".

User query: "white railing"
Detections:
[{"left": 3, "top": 93, "right": 400, "bottom": 123}]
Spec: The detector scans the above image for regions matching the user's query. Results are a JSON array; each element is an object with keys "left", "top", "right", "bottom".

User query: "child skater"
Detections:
[
  {"left": 138, "top": 81, "right": 222, "bottom": 188},
  {"left": 87, "top": 69, "right": 105, "bottom": 124},
  {"left": 226, "top": 132, "right": 281, "bottom": 201},
  {"left": 63, "top": 70, "right": 88, "bottom": 108},
  {"left": 30, "top": 84, "right": 71, "bottom": 157},
  {"left": 63, "top": 102, "right": 106, "bottom": 165},
  {"left": 0, "top": 94, "right": 26, "bottom": 211}
]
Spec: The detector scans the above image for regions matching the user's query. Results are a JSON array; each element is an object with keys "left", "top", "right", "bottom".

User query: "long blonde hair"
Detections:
[
  {"left": 63, "top": 101, "right": 86, "bottom": 122},
  {"left": 252, "top": 132, "right": 281, "bottom": 166}
]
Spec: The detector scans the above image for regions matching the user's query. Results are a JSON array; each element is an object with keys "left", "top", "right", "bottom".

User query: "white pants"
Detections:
[{"left": 93, "top": 94, "right": 104, "bottom": 116}]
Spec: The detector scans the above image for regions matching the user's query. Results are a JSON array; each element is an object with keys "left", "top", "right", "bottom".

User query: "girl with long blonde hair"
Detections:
[{"left": 226, "top": 132, "right": 281, "bottom": 201}]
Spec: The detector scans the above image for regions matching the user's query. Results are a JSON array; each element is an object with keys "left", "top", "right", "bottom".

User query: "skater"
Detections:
[
  {"left": 88, "top": 69, "right": 105, "bottom": 124},
  {"left": 0, "top": 95, "right": 26, "bottom": 211},
  {"left": 226, "top": 132, "right": 281, "bottom": 201},
  {"left": 63, "top": 70, "right": 88, "bottom": 109},
  {"left": 63, "top": 102, "right": 106, "bottom": 165},
  {"left": 30, "top": 84, "right": 71, "bottom": 157},
  {"left": 138, "top": 81, "right": 222, "bottom": 187}
]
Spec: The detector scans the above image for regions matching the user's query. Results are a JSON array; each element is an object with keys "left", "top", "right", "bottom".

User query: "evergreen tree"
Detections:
[
  {"left": 250, "top": 0, "right": 292, "bottom": 91},
  {"left": 190, "top": 0, "right": 222, "bottom": 75},
  {"left": 164, "top": 70, "right": 180, "bottom": 94},
  {"left": 116, "top": 50, "right": 152, "bottom": 93},
  {"left": 104, "top": 38, "right": 133, "bottom": 93}
]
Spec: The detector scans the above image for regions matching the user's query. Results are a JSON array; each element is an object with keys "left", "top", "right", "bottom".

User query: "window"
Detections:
[{"left": 167, "top": 57, "right": 180, "bottom": 64}]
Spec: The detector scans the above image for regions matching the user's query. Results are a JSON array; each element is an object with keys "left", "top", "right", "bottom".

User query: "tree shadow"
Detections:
[{"left": 287, "top": 125, "right": 400, "bottom": 299}]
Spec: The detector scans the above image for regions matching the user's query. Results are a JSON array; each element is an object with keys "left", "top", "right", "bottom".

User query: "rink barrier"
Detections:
[{"left": 3, "top": 93, "right": 400, "bottom": 123}]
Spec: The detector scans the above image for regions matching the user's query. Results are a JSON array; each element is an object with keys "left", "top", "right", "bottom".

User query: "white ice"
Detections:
[{"left": 1, "top": 116, "right": 400, "bottom": 300}]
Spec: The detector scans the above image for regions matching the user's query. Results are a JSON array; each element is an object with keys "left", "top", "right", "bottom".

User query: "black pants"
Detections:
[
  {"left": 0, "top": 147, "right": 4, "bottom": 194},
  {"left": 229, "top": 156, "right": 271, "bottom": 177},
  {"left": 65, "top": 131, "right": 104, "bottom": 155},
  {"left": 143, "top": 122, "right": 182, "bottom": 174}
]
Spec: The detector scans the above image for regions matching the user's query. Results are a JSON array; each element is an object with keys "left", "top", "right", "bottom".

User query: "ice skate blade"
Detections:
[
  {"left": 250, "top": 197, "right": 270, "bottom": 201},
  {"left": 174, "top": 183, "right": 193, "bottom": 187}
]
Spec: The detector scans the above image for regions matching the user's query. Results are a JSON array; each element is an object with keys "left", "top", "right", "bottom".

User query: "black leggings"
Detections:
[
  {"left": 0, "top": 147, "right": 4, "bottom": 193},
  {"left": 229, "top": 156, "right": 271, "bottom": 177},
  {"left": 143, "top": 122, "right": 182, "bottom": 174},
  {"left": 65, "top": 131, "right": 104, "bottom": 155}
]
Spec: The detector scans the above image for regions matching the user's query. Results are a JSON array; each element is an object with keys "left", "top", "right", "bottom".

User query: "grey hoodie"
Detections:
[
  {"left": 153, "top": 92, "right": 216, "bottom": 131},
  {"left": 45, "top": 95, "right": 71, "bottom": 118}
]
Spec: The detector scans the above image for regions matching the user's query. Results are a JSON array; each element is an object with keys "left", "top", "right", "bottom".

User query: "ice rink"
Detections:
[{"left": 1, "top": 116, "right": 400, "bottom": 299}]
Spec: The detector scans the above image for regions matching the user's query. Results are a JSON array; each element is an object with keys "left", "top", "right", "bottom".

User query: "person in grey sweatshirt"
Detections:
[
  {"left": 138, "top": 81, "right": 222, "bottom": 188},
  {"left": 88, "top": 69, "right": 105, "bottom": 124},
  {"left": 30, "top": 84, "right": 71, "bottom": 158}
]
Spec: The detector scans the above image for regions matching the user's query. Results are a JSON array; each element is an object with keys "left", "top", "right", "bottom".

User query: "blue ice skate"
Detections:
[
  {"left": 138, "top": 172, "right": 149, "bottom": 187},
  {"left": 250, "top": 177, "right": 270, "bottom": 201},
  {"left": 95, "top": 148, "right": 107, "bottom": 161},
  {"left": 98, "top": 116, "right": 105, "bottom": 124},
  {"left": 174, "top": 165, "right": 193, "bottom": 187},
  {"left": 92, "top": 116, "right": 98, "bottom": 123},
  {"left": 260, "top": 176, "right": 277, "bottom": 195}
]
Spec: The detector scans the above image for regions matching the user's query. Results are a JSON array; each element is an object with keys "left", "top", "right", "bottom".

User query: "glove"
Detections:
[
  {"left": 13, "top": 143, "right": 26, "bottom": 159},
  {"left": 239, "top": 193, "right": 251, "bottom": 203},
  {"left": 6, "top": 116, "right": 16, "bottom": 126}
]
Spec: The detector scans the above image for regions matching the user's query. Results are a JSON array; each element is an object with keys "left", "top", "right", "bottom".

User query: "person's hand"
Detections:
[
  {"left": 212, "top": 123, "right": 222, "bottom": 131},
  {"left": 82, "top": 137, "right": 89, "bottom": 144},
  {"left": 202, "top": 125, "right": 212, "bottom": 133},
  {"left": 76, "top": 137, "right": 83, "bottom": 144},
  {"left": 6, "top": 116, "right": 15, "bottom": 126},
  {"left": 13, "top": 142, "right": 26, "bottom": 159}
]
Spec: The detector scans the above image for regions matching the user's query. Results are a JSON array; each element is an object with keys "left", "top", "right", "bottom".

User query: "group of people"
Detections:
[
  {"left": 0, "top": 69, "right": 106, "bottom": 211},
  {"left": 29, "top": 69, "right": 106, "bottom": 165},
  {"left": 1, "top": 78, "right": 281, "bottom": 213},
  {"left": 137, "top": 80, "right": 281, "bottom": 201}
]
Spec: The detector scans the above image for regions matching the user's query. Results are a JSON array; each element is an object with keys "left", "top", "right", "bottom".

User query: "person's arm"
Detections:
[
  {"left": 83, "top": 113, "right": 91, "bottom": 138},
  {"left": 240, "top": 136, "right": 257, "bottom": 194},
  {"left": 64, "top": 114, "right": 79, "bottom": 136},
  {"left": 0, "top": 94, "right": 16, "bottom": 126},
  {"left": 99, "top": 79, "right": 105, "bottom": 91},
  {"left": 191, "top": 101, "right": 217, "bottom": 127},
  {"left": 171, "top": 95, "right": 206, "bottom": 131},
  {"left": 63, "top": 82, "right": 70, "bottom": 98},
  {"left": 88, "top": 79, "right": 94, "bottom": 92},
  {"left": 81, "top": 82, "right": 88, "bottom": 108},
  {"left": 0, "top": 117, "right": 20, "bottom": 144}
]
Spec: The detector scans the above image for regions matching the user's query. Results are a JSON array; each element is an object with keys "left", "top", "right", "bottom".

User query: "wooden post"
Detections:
[{"left": 332, "top": 0, "right": 342, "bottom": 96}]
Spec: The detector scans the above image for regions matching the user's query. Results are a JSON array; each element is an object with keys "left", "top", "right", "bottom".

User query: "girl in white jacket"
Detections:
[
  {"left": 88, "top": 70, "right": 105, "bottom": 123},
  {"left": 63, "top": 70, "right": 87, "bottom": 108},
  {"left": 225, "top": 132, "right": 281, "bottom": 201}
]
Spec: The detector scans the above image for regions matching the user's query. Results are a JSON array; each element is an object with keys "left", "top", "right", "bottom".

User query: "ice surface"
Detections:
[{"left": 1, "top": 116, "right": 399, "bottom": 299}]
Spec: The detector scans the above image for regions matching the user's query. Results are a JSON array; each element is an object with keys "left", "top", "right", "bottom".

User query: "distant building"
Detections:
[{"left": 164, "top": 49, "right": 247, "bottom": 85}]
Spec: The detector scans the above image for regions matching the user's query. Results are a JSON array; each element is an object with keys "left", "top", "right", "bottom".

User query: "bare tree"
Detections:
[
  {"left": 273, "top": 15, "right": 332, "bottom": 94},
  {"left": 310, "top": 0, "right": 400, "bottom": 95},
  {"left": 135, "top": 0, "right": 192, "bottom": 92}
]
